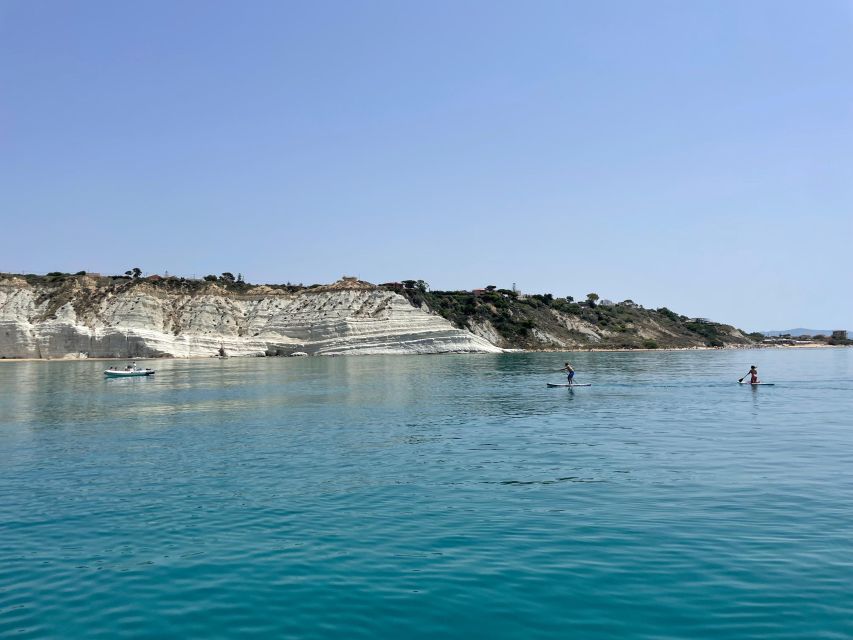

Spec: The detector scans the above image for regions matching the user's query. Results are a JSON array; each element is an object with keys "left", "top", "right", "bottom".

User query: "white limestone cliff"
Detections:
[{"left": 0, "top": 277, "right": 502, "bottom": 359}]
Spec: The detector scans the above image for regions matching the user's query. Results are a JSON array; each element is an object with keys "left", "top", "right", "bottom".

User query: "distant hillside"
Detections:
[
  {"left": 0, "top": 271, "right": 758, "bottom": 358},
  {"left": 398, "top": 288, "right": 755, "bottom": 350},
  {"left": 763, "top": 328, "right": 838, "bottom": 337}
]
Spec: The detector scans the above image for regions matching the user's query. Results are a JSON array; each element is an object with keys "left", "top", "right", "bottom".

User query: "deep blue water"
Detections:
[{"left": 1, "top": 348, "right": 852, "bottom": 639}]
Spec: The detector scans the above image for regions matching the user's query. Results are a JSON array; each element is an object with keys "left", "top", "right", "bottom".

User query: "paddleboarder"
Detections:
[
  {"left": 558, "top": 361, "right": 576, "bottom": 385},
  {"left": 739, "top": 366, "right": 760, "bottom": 384}
]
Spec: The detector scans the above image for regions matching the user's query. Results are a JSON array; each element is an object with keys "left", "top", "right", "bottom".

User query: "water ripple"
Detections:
[{"left": 1, "top": 350, "right": 852, "bottom": 638}]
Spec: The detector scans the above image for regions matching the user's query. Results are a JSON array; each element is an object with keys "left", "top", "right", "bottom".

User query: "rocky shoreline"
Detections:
[{"left": 1, "top": 342, "right": 845, "bottom": 363}]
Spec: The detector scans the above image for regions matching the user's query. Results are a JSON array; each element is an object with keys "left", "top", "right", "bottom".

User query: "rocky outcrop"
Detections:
[{"left": 0, "top": 277, "right": 501, "bottom": 359}]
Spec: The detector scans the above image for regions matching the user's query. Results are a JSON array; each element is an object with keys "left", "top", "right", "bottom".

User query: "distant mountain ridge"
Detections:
[{"left": 762, "top": 328, "right": 838, "bottom": 337}]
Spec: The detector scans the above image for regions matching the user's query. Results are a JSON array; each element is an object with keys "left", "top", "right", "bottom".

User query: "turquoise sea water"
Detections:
[{"left": 1, "top": 348, "right": 852, "bottom": 639}]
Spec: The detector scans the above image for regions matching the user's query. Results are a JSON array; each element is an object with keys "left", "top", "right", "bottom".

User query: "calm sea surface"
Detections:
[{"left": 1, "top": 349, "right": 852, "bottom": 639}]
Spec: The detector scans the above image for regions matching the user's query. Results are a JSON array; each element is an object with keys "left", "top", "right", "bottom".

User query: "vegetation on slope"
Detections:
[{"left": 397, "top": 286, "right": 753, "bottom": 349}]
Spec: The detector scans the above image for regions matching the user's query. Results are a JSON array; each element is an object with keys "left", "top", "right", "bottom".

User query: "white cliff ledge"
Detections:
[{"left": 0, "top": 277, "right": 502, "bottom": 359}]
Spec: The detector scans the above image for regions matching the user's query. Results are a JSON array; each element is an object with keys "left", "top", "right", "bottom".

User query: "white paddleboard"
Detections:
[
  {"left": 738, "top": 381, "right": 775, "bottom": 386},
  {"left": 547, "top": 383, "right": 592, "bottom": 387}
]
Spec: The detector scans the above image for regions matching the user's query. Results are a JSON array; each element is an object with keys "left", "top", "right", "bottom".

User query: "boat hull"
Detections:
[{"left": 104, "top": 370, "right": 155, "bottom": 378}]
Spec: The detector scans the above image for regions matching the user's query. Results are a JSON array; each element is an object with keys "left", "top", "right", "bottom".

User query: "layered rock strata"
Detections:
[{"left": 0, "top": 277, "right": 501, "bottom": 359}]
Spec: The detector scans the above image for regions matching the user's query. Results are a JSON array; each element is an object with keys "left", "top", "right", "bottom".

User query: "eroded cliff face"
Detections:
[{"left": 0, "top": 277, "right": 501, "bottom": 359}]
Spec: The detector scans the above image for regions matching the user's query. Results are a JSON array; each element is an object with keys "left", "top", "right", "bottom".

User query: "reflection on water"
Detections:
[{"left": 1, "top": 349, "right": 853, "bottom": 639}]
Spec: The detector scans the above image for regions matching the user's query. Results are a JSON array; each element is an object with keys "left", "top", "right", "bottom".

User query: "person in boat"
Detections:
[{"left": 558, "top": 361, "right": 576, "bottom": 385}]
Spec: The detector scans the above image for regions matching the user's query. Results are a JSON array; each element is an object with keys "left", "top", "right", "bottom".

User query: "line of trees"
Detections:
[{"left": 204, "top": 272, "right": 245, "bottom": 284}]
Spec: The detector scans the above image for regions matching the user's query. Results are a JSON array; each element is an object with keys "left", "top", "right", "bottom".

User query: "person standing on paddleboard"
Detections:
[
  {"left": 558, "top": 362, "right": 576, "bottom": 385},
  {"left": 739, "top": 366, "right": 759, "bottom": 384}
]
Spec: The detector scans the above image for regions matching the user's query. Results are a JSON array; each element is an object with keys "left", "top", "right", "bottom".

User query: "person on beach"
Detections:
[
  {"left": 739, "top": 366, "right": 759, "bottom": 384},
  {"left": 558, "top": 361, "right": 576, "bottom": 385}
]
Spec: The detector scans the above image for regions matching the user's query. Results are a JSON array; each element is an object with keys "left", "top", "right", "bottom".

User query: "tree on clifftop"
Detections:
[
  {"left": 586, "top": 292, "right": 599, "bottom": 308},
  {"left": 125, "top": 267, "right": 142, "bottom": 279},
  {"left": 221, "top": 272, "right": 235, "bottom": 283}
]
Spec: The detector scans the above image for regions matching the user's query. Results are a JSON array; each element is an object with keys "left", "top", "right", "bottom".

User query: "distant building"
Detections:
[
  {"left": 832, "top": 330, "right": 848, "bottom": 341},
  {"left": 380, "top": 282, "right": 404, "bottom": 292},
  {"left": 472, "top": 289, "right": 487, "bottom": 296},
  {"left": 690, "top": 317, "right": 711, "bottom": 324},
  {"left": 600, "top": 299, "right": 614, "bottom": 307}
]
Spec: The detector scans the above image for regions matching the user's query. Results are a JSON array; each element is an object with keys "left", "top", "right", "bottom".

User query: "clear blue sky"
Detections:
[{"left": 1, "top": 1, "right": 851, "bottom": 330}]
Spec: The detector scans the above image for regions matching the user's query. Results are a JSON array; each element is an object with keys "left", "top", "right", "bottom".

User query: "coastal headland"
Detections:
[{"left": 0, "top": 271, "right": 776, "bottom": 359}]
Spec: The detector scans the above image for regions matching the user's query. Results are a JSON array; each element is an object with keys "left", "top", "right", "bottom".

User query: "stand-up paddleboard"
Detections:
[
  {"left": 738, "top": 381, "right": 774, "bottom": 386},
  {"left": 547, "top": 383, "right": 592, "bottom": 387}
]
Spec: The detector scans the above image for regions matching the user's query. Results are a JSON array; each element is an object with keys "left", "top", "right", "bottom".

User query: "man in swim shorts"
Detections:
[{"left": 558, "top": 362, "right": 576, "bottom": 385}]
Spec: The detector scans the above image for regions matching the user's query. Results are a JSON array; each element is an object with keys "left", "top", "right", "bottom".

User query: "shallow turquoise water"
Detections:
[{"left": 1, "top": 349, "right": 852, "bottom": 639}]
